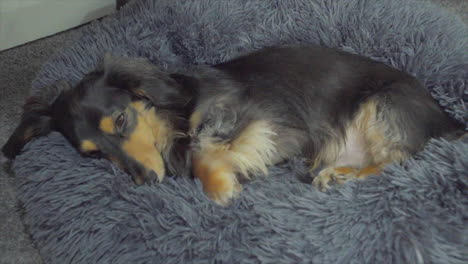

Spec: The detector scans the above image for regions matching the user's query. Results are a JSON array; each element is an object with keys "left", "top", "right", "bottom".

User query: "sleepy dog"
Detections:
[{"left": 3, "top": 45, "right": 464, "bottom": 205}]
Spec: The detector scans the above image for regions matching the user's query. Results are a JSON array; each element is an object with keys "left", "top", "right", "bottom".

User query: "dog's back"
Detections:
[
  {"left": 210, "top": 45, "right": 461, "bottom": 158},
  {"left": 186, "top": 45, "right": 464, "bottom": 194}
]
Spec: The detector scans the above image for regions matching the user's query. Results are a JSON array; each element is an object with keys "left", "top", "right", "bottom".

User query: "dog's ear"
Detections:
[
  {"left": 102, "top": 54, "right": 198, "bottom": 112},
  {"left": 30, "top": 80, "right": 70, "bottom": 104},
  {"left": 102, "top": 54, "right": 143, "bottom": 91},
  {"left": 2, "top": 97, "right": 53, "bottom": 159},
  {"left": 2, "top": 81, "right": 70, "bottom": 159}
]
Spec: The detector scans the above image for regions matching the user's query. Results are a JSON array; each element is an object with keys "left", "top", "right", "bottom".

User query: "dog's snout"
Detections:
[
  {"left": 148, "top": 171, "right": 159, "bottom": 182},
  {"left": 133, "top": 174, "right": 145, "bottom": 185},
  {"left": 108, "top": 153, "right": 164, "bottom": 185},
  {"left": 119, "top": 161, "right": 147, "bottom": 185},
  {"left": 131, "top": 168, "right": 159, "bottom": 185}
]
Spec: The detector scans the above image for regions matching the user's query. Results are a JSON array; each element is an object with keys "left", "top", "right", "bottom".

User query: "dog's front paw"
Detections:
[
  {"left": 204, "top": 172, "right": 242, "bottom": 206},
  {"left": 312, "top": 166, "right": 358, "bottom": 191},
  {"left": 193, "top": 159, "right": 242, "bottom": 206}
]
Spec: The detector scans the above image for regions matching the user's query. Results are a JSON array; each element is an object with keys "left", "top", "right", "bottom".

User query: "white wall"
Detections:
[{"left": 0, "top": 0, "right": 115, "bottom": 51}]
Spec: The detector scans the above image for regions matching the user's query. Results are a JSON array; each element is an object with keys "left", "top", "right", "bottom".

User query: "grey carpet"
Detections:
[
  {"left": 0, "top": 28, "right": 86, "bottom": 264},
  {"left": 2, "top": 0, "right": 468, "bottom": 263}
]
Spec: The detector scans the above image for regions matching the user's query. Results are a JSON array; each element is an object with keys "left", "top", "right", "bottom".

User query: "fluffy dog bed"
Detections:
[{"left": 12, "top": 0, "right": 467, "bottom": 263}]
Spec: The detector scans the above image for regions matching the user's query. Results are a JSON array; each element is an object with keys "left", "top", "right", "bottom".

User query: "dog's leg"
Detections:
[
  {"left": 192, "top": 145, "right": 241, "bottom": 206},
  {"left": 312, "top": 164, "right": 385, "bottom": 191},
  {"left": 192, "top": 120, "right": 277, "bottom": 206},
  {"left": 312, "top": 99, "right": 411, "bottom": 190}
]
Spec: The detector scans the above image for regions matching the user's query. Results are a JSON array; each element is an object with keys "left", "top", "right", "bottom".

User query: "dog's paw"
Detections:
[
  {"left": 203, "top": 170, "right": 242, "bottom": 206},
  {"left": 194, "top": 160, "right": 242, "bottom": 206},
  {"left": 312, "top": 166, "right": 358, "bottom": 191}
]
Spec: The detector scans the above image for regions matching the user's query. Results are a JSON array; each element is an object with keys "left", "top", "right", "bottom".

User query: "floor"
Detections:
[
  {"left": 0, "top": 27, "right": 86, "bottom": 264},
  {"left": 0, "top": 1, "right": 465, "bottom": 263}
]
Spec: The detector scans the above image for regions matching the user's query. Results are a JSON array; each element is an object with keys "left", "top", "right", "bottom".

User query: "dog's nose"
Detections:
[
  {"left": 108, "top": 155, "right": 162, "bottom": 184},
  {"left": 148, "top": 171, "right": 159, "bottom": 183},
  {"left": 133, "top": 170, "right": 159, "bottom": 185}
]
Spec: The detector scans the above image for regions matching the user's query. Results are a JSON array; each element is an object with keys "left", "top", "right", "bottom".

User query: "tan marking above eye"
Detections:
[
  {"left": 133, "top": 88, "right": 148, "bottom": 98},
  {"left": 99, "top": 116, "right": 115, "bottom": 134},
  {"left": 81, "top": 140, "right": 99, "bottom": 152}
]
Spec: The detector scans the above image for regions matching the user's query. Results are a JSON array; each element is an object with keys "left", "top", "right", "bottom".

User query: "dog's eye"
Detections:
[{"left": 115, "top": 113, "right": 126, "bottom": 129}]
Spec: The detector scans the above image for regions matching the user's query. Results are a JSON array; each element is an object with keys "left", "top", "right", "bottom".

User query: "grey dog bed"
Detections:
[{"left": 12, "top": 0, "right": 467, "bottom": 263}]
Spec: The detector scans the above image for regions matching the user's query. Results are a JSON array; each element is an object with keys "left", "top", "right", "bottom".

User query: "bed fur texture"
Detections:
[{"left": 11, "top": 0, "right": 467, "bottom": 263}]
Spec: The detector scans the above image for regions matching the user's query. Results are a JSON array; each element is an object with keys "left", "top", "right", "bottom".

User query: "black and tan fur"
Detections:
[{"left": 3, "top": 45, "right": 463, "bottom": 205}]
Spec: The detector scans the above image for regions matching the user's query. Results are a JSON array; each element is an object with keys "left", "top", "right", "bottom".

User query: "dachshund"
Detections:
[{"left": 3, "top": 45, "right": 464, "bottom": 205}]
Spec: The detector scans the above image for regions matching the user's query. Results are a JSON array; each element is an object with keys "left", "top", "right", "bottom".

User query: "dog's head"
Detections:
[{"left": 2, "top": 55, "right": 197, "bottom": 184}]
